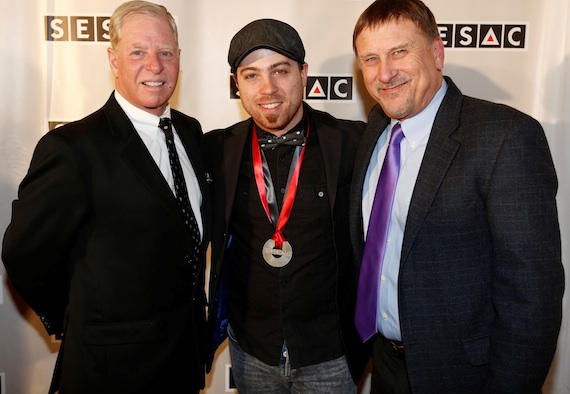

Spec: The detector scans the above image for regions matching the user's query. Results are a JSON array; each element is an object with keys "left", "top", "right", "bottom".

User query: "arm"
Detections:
[
  {"left": 2, "top": 131, "right": 88, "bottom": 334},
  {"left": 486, "top": 114, "right": 564, "bottom": 392}
]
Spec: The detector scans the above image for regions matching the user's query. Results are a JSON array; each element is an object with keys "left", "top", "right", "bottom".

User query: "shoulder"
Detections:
[
  {"left": 305, "top": 103, "right": 366, "bottom": 135},
  {"left": 43, "top": 108, "right": 107, "bottom": 150},
  {"left": 444, "top": 76, "right": 539, "bottom": 128},
  {"left": 440, "top": 78, "right": 543, "bottom": 144},
  {"left": 171, "top": 109, "right": 203, "bottom": 138},
  {"left": 462, "top": 96, "right": 539, "bottom": 126},
  {"left": 171, "top": 109, "right": 201, "bottom": 127},
  {"left": 454, "top": 97, "right": 544, "bottom": 149},
  {"left": 47, "top": 93, "right": 127, "bottom": 142},
  {"left": 203, "top": 119, "right": 251, "bottom": 144}
]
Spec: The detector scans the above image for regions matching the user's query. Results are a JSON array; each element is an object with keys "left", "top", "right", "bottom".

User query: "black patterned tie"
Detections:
[{"left": 159, "top": 118, "right": 202, "bottom": 262}]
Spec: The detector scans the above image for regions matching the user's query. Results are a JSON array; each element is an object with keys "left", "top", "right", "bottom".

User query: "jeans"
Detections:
[{"left": 228, "top": 325, "right": 356, "bottom": 394}]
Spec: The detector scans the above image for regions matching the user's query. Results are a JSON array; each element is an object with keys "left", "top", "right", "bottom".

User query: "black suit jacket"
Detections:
[
  {"left": 350, "top": 77, "right": 564, "bottom": 393},
  {"left": 2, "top": 94, "right": 211, "bottom": 393},
  {"left": 202, "top": 103, "right": 370, "bottom": 383}
]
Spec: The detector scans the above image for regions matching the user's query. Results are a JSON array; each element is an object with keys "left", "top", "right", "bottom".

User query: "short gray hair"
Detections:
[{"left": 109, "top": 1, "right": 178, "bottom": 50}]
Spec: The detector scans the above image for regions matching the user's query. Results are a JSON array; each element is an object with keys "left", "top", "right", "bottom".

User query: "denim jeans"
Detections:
[{"left": 228, "top": 324, "right": 356, "bottom": 393}]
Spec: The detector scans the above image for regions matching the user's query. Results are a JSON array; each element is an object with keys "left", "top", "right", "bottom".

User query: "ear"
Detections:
[
  {"left": 433, "top": 37, "right": 445, "bottom": 71},
  {"left": 107, "top": 47, "right": 119, "bottom": 77},
  {"left": 300, "top": 62, "right": 309, "bottom": 87}
]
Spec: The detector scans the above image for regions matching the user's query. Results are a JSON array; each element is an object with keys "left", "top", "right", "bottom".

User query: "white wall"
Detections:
[{"left": 1, "top": 1, "right": 568, "bottom": 393}]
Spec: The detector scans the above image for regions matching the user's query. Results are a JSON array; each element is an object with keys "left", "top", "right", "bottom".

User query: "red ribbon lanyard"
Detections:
[{"left": 252, "top": 123, "right": 310, "bottom": 249}]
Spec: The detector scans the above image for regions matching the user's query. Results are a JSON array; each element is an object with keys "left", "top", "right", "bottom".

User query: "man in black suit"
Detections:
[
  {"left": 350, "top": 0, "right": 564, "bottom": 393},
  {"left": 203, "top": 19, "right": 368, "bottom": 393},
  {"left": 2, "top": 1, "right": 209, "bottom": 393}
]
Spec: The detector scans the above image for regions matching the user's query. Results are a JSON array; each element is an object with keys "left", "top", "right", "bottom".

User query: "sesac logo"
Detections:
[
  {"left": 230, "top": 75, "right": 354, "bottom": 101},
  {"left": 437, "top": 23, "right": 527, "bottom": 49},
  {"left": 306, "top": 76, "right": 353, "bottom": 101},
  {"left": 45, "top": 16, "right": 110, "bottom": 42}
]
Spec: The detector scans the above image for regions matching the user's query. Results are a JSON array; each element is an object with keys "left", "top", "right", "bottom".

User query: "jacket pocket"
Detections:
[
  {"left": 461, "top": 334, "right": 490, "bottom": 366},
  {"left": 83, "top": 319, "right": 157, "bottom": 345}
]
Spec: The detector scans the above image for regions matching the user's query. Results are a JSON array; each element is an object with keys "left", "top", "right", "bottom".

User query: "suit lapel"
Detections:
[
  {"left": 401, "top": 78, "right": 463, "bottom": 264},
  {"left": 312, "top": 112, "right": 342, "bottom": 213},
  {"left": 171, "top": 111, "right": 212, "bottom": 242},
  {"left": 102, "top": 95, "right": 185, "bottom": 228},
  {"left": 351, "top": 105, "right": 390, "bottom": 262},
  {"left": 223, "top": 121, "right": 250, "bottom": 226},
  {"left": 353, "top": 106, "right": 391, "bottom": 196}
]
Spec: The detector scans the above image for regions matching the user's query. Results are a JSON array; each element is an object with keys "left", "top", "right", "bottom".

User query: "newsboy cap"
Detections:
[{"left": 228, "top": 19, "right": 305, "bottom": 73}]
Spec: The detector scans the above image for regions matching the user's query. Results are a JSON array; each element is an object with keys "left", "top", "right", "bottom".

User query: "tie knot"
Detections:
[
  {"left": 390, "top": 123, "right": 404, "bottom": 146},
  {"left": 258, "top": 130, "right": 305, "bottom": 151},
  {"left": 159, "top": 117, "right": 172, "bottom": 130}
]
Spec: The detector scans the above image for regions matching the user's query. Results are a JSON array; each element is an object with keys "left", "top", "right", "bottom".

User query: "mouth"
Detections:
[
  {"left": 379, "top": 79, "right": 409, "bottom": 94},
  {"left": 143, "top": 81, "right": 165, "bottom": 87},
  {"left": 259, "top": 102, "right": 281, "bottom": 110}
]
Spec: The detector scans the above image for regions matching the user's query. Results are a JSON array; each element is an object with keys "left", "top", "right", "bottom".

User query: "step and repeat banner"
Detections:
[{"left": 1, "top": 0, "right": 569, "bottom": 393}]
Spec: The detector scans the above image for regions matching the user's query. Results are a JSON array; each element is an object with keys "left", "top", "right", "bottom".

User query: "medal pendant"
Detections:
[{"left": 262, "top": 239, "right": 293, "bottom": 267}]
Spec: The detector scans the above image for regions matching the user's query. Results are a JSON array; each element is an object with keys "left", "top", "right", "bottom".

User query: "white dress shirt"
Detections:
[
  {"left": 362, "top": 80, "right": 448, "bottom": 340},
  {"left": 114, "top": 91, "right": 203, "bottom": 238}
]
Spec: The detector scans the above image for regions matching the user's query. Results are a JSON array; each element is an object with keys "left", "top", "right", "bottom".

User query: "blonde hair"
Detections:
[{"left": 109, "top": 1, "right": 178, "bottom": 50}]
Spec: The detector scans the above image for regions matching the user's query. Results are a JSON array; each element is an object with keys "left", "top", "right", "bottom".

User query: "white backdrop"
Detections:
[{"left": 0, "top": 1, "right": 569, "bottom": 393}]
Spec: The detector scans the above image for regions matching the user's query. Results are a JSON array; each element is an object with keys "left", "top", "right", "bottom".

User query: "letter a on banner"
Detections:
[
  {"left": 308, "top": 79, "right": 327, "bottom": 98},
  {"left": 481, "top": 27, "right": 500, "bottom": 46}
]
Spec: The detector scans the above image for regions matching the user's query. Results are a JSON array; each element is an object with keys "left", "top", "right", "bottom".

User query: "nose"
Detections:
[
  {"left": 146, "top": 52, "right": 164, "bottom": 74},
  {"left": 260, "top": 75, "right": 278, "bottom": 95},
  {"left": 376, "top": 59, "right": 398, "bottom": 84}
]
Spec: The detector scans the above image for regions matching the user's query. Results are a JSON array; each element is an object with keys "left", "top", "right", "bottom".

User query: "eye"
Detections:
[
  {"left": 392, "top": 49, "right": 407, "bottom": 57},
  {"left": 361, "top": 56, "right": 378, "bottom": 66}
]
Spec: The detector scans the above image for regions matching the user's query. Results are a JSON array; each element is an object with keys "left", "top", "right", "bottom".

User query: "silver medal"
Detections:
[{"left": 262, "top": 239, "right": 293, "bottom": 267}]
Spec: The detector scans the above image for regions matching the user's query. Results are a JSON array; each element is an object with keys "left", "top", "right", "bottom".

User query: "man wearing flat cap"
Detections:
[{"left": 203, "top": 18, "right": 369, "bottom": 393}]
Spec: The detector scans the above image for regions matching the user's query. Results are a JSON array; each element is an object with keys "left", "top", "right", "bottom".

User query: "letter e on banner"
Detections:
[
  {"left": 70, "top": 16, "right": 95, "bottom": 42},
  {"left": 438, "top": 24, "right": 454, "bottom": 48}
]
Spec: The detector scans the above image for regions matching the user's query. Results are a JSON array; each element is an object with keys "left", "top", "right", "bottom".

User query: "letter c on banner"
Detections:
[
  {"left": 507, "top": 26, "right": 522, "bottom": 46},
  {"left": 334, "top": 79, "right": 348, "bottom": 98}
]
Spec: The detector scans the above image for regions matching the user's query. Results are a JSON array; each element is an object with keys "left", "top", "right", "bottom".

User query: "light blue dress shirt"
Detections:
[{"left": 362, "top": 80, "right": 448, "bottom": 341}]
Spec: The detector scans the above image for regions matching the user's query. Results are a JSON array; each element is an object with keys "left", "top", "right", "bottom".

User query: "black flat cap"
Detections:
[{"left": 228, "top": 19, "right": 305, "bottom": 73}]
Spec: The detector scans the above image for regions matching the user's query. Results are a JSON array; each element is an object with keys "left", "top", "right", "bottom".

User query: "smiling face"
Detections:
[
  {"left": 234, "top": 49, "right": 308, "bottom": 136},
  {"left": 107, "top": 13, "right": 180, "bottom": 116},
  {"left": 355, "top": 18, "right": 444, "bottom": 120}
]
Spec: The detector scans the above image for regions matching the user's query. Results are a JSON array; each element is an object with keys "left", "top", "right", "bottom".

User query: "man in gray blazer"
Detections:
[
  {"left": 350, "top": 0, "right": 564, "bottom": 393},
  {"left": 2, "top": 2, "right": 209, "bottom": 393}
]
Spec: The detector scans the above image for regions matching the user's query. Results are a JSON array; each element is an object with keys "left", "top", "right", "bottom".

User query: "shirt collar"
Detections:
[
  {"left": 395, "top": 79, "right": 448, "bottom": 149},
  {"left": 114, "top": 90, "right": 171, "bottom": 128}
]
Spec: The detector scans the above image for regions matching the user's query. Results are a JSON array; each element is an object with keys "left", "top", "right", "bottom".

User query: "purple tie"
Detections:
[{"left": 355, "top": 123, "right": 404, "bottom": 342}]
